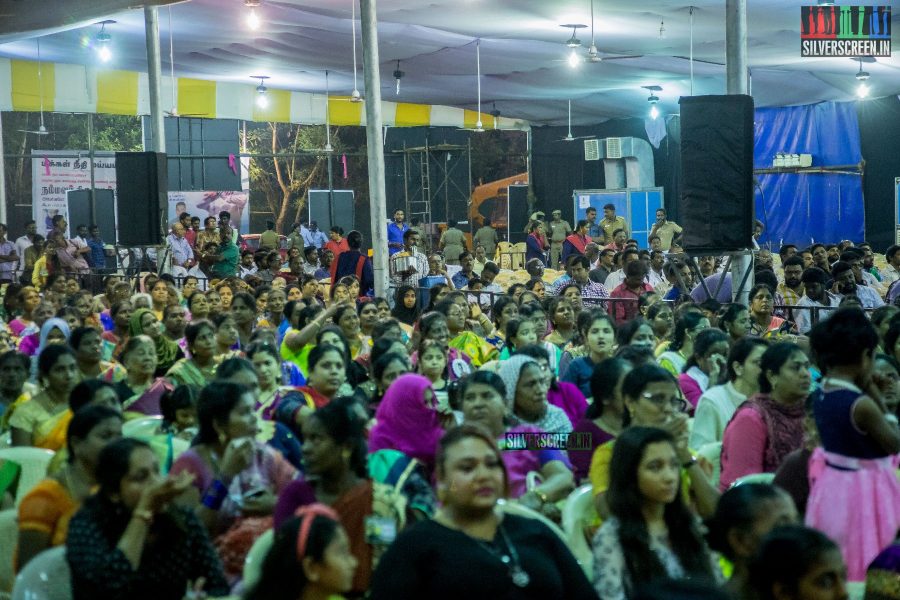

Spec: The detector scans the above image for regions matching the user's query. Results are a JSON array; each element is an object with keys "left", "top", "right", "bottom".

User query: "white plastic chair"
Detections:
[
  {"left": 0, "top": 448, "right": 55, "bottom": 506},
  {"left": 696, "top": 441, "right": 722, "bottom": 488},
  {"left": 242, "top": 528, "right": 274, "bottom": 591},
  {"left": 497, "top": 499, "right": 568, "bottom": 547},
  {"left": 561, "top": 484, "right": 595, "bottom": 577},
  {"left": 730, "top": 472, "right": 775, "bottom": 488},
  {"left": 121, "top": 416, "right": 164, "bottom": 440},
  {"left": 11, "top": 546, "right": 71, "bottom": 600},
  {"left": 0, "top": 509, "right": 18, "bottom": 595}
]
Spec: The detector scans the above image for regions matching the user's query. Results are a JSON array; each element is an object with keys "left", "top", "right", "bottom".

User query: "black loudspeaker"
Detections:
[
  {"left": 115, "top": 152, "right": 167, "bottom": 245},
  {"left": 507, "top": 184, "right": 529, "bottom": 244},
  {"left": 678, "top": 95, "right": 754, "bottom": 254},
  {"left": 67, "top": 189, "right": 116, "bottom": 241}
]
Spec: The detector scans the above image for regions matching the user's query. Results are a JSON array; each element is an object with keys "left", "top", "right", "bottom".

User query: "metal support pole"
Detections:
[
  {"left": 726, "top": 0, "right": 751, "bottom": 305},
  {"left": 361, "top": 0, "right": 389, "bottom": 297},
  {"left": 144, "top": 6, "right": 166, "bottom": 153},
  {"left": 327, "top": 150, "right": 335, "bottom": 229},
  {"left": 0, "top": 112, "right": 7, "bottom": 225},
  {"left": 88, "top": 113, "right": 96, "bottom": 223}
]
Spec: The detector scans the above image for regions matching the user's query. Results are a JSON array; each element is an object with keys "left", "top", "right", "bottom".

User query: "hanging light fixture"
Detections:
[
  {"left": 855, "top": 58, "right": 870, "bottom": 98},
  {"left": 393, "top": 60, "right": 404, "bottom": 95},
  {"left": 245, "top": 0, "right": 261, "bottom": 30},
  {"left": 659, "top": 18, "right": 666, "bottom": 39},
  {"left": 647, "top": 93, "right": 660, "bottom": 119},
  {"left": 95, "top": 21, "right": 114, "bottom": 63},
  {"left": 253, "top": 75, "right": 270, "bottom": 108},
  {"left": 350, "top": 0, "right": 362, "bottom": 102}
]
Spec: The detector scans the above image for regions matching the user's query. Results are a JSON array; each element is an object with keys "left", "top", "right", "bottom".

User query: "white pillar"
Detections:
[
  {"left": 144, "top": 6, "right": 166, "bottom": 153},
  {"left": 360, "top": 0, "right": 389, "bottom": 297},
  {"left": 726, "top": 0, "right": 752, "bottom": 304}
]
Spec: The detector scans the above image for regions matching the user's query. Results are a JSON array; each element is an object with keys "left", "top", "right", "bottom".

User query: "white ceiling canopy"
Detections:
[{"left": 0, "top": 0, "right": 897, "bottom": 125}]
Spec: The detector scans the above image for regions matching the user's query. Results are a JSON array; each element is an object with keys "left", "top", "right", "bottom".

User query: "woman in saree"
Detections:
[
  {"left": 112, "top": 335, "right": 174, "bottom": 418},
  {"left": 165, "top": 321, "right": 219, "bottom": 388},
  {"left": 170, "top": 381, "right": 297, "bottom": 582},
  {"left": 129, "top": 307, "right": 183, "bottom": 377},
  {"left": 10, "top": 344, "right": 80, "bottom": 451}
]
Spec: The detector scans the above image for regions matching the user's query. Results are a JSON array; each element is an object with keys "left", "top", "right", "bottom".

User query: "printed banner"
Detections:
[
  {"left": 31, "top": 150, "right": 117, "bottom": 237},
  {"left": 168, "top": 191, "right": 250, "bottom": 235},
  {"left": 801, "top": 6, "right": 891, "bottom": 57}
]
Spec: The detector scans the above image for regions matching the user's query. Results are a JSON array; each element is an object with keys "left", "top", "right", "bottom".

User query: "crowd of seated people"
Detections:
[{"left": 3, "top": 220, "right": 900, "bottom": 600}]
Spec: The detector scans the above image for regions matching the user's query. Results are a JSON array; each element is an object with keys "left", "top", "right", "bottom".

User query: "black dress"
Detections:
[
  {"left": 369, "top": 513, "right": 598, "bottom": 599},
  {"left": 67, "top": 498, "right": 228, "bottom": 600}
]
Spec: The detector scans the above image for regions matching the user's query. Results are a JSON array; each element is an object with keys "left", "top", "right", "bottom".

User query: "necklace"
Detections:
[{"left": 474, "top": 523, "right": 531, "bottom": 588}]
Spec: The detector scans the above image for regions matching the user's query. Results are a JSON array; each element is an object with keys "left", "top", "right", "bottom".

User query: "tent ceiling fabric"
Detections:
[{"left": 0, "top": 0, "right": 897, "bottom": 125}]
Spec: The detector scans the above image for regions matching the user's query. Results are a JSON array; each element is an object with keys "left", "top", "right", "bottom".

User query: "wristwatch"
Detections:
[{"left": 681, "top": 456, "right": 698, "bottom": 470}]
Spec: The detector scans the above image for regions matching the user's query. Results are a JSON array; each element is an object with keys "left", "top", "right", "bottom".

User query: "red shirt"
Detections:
[
  {"left": 184, "top": 228, "right": 197, "bottom": 248},
  {"left": 325, "top": 238, "right": 350, "bottom": 279},
  {"left": 608, "top": 281, "right": 654, "bottom": 325}
]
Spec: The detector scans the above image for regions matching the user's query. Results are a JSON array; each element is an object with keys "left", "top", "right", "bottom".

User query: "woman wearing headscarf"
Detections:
[
  {"left": 498, "top": 354, "right": 573, "bottom": 435},
  {"left": 366, "top": 374, "right": 445, "bottom": 521},
  {"left": 129, "top": 307, "right": 183, "bottom": 377},
  {"left": 27, "top": 317, "right": 72, "bottom": 382}
]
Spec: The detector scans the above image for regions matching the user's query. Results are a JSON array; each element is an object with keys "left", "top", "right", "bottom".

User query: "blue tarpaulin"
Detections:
[{"left": 754, "top": 101, "right": 864, "bottom": 247}]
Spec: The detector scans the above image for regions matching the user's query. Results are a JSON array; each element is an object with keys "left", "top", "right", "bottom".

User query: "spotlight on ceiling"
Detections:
[
  {"left": 561, "top": 24, "right": 587, "bottom": 48},
  {"left": 817, "top": 0, "right": 835, "bottom": 6},
  {"left": 95, "top": 21, "right": 114, "bottom": 63},
  {"left": 245, "top": 0, "right": 261, "bottom": 30},
  {"left": 253, "top": 75, "right": 270, "bottom": 108}
]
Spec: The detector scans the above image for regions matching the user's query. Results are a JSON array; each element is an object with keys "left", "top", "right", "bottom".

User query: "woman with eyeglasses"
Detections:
[
  {"left": 459, "top": 370, "right": 574, "bottom": 514},
  {"left": 589, "top": 364, "right": 720, "bottom": 520},
  {"left": 719, "top": 342, "right": 810, "bottom": 491},
  {"left": 498, "top": 355, "right": 573, "bottom": 436},
  {"left": 515, "top": 344, "right": 587, "bottom": 426},
  {"left": 592, "top": 427, "right": 719, "bottom": 600}
]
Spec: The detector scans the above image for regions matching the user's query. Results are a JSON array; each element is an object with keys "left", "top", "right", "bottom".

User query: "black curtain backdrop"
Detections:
[
  {"left": 531, "top": 117, "right": 682, "bottom": 227},
  {"left": 857, "top": 96, "right": 900, "bottom": 252}
]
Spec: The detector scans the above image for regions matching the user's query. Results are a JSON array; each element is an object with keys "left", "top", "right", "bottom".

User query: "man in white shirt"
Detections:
[
  {"left": 14, "top": 220, "right": 36, "bottom": 278},
  {"left": 166, "top": 223, "right": 195, "bottom": 269},
  {"left": 604, "top": 248, "right": 640, "bottom": 290},
  {"left": 646, "top": 250, "right": 668, "bottom": 293},
  {"left": 794, "top": 267, "right": 840, "bottom": 334},
  {"left": 832, "top": 260, "right": 883, "bottom": 310},
  {"left": 881, "top": 244, "right": 900, "bottom": 286}
]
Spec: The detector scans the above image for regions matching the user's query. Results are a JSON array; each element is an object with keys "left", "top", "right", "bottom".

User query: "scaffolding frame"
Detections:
[{"left": 396, "top": 141, "right": 472, "bottom": 246}]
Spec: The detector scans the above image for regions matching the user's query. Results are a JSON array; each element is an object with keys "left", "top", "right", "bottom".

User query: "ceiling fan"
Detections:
[
  {"left": 580, "top": 0, "right": 643, "bottom": 63},
  {"left": 554, "top": 100, "right": 596, "bottom": 142},
  {"left": 164, "top": 7, "right": 207, "bottom": 118},
  {"left": 459, "top": 40, "right": 487, "bottom": 132},
  {"left": 18, "top": 39, "right": 54, "bottom": 136}
]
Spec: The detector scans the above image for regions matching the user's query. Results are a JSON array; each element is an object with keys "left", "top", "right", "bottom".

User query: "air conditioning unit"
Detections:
[
  {"left": 606, "top": 137, "right": 623, "bottom": 159},
  {"left": 584, "top": 139, "right": 600, "bottom": 161}
]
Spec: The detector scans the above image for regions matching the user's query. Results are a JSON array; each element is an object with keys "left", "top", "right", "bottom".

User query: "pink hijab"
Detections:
[{"left": 368, "top": 373, "right": 443, "bottom": 469}]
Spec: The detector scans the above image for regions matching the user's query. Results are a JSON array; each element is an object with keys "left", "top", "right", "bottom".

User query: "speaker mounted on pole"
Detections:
[
  {"left": 115, "top": 151, "right": 168, "bottom": 246},
  {"left": 678, "top": 95, "right": 754, "bottom": 254}
]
